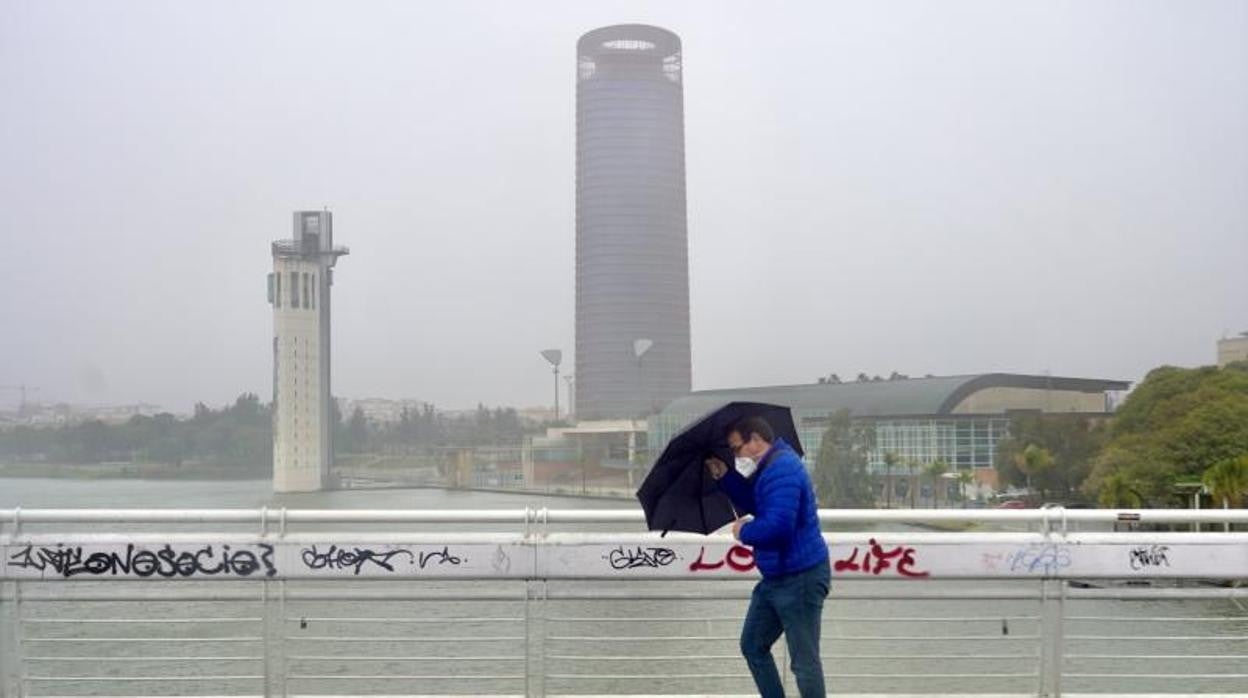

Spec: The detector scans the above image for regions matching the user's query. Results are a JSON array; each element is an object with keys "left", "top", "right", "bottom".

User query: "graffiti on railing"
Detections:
[
  {"left": 4, "top": 537, "right": 1243, "bottom": 581},
  {"left": 301, "top": 545, "right": 416, "bottom": 575},
  {"left": 979, "top": 544, "right": 1073, "bottom": 576},
  {"left": 688, "top": 544, "right": 756, "bottom": 573},
  {"left": 832, "top": 539, "right": 929, "bottom": 578},
  {"left": 605, "top": 545, "right": 678, "bottom": 570},
  {"left": 1007, "top": 544, "right": 1072, "bottom": 575},
  {"left": 418, "top": 546, "right": 464, "bottom": 569},
  {"left": 300, "top": 544, "right": 464, "bottom": 575},
  {"left": 6, "top": 543, "right": 276, "bottom": 579},
  {"left": 1128, "top": 544, "right": 1170, "bottom": 571}
]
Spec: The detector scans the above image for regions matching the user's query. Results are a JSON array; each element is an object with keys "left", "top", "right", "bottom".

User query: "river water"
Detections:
[{"left": 2, "top": 478, "right": 1244, "bottom": 696}]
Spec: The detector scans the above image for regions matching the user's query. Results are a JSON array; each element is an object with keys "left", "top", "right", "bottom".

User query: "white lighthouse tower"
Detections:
[{"left": 267, "top": 210, "right": 348, "bottom": 492}]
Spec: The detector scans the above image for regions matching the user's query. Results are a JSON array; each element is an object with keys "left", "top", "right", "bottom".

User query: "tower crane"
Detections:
[{"left": 0, "top": 384, "right": 40, "bottom": 414}]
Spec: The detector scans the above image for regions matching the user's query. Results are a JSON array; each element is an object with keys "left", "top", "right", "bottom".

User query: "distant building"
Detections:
[
  {"left": 523, "top": 418, "right": 649, "bottom": 488},
  {"left": 268, "top": 211, "right": 348, "bottom": 492},
  {"left": 575, "top": 25, "right": 692, "bottom": 419},
  {"left": 74, "top": 403, "right": 164, "bottom": 424},
  {"left": 0, "top": 402, "right": 162, "bottom": 427},
  {"left": 650, "top": 373, "right": 1130, "bottom": 493},
  {"left": 515, "top": 406, "right": 558, "bottom": 425},
  {"left": 1217, "top": 332, "right": 1248, "bottom": 368},
  {"left": 337, "top": 397, "right": 431, "bottom": 425}
]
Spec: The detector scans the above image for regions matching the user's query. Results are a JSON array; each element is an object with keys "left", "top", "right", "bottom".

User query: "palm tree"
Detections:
[
  {"left": 1202, "top": 455, "right": 1248, "bottom": 532},
  {"left": 1014, "top": 444, "right": 1055, "bottom": 499},
  {"left": 883, "top": 451, "right": 900, "bottom": 509},
  {"left": 1098, "top": 471, "right": 1143, "bottom": 509},
  {"left": 924, "top": 459, "right": 950, "bottom": 508},
  {"left": 906, "top": 457, "right": 921, "bottom": 508},
  {"left": 955, "top": 470, "right": 975, "bottom": 507}
]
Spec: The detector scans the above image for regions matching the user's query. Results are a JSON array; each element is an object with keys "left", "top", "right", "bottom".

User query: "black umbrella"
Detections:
[{"left": 636, "top": 401, "right": 804, "bottom": 535}]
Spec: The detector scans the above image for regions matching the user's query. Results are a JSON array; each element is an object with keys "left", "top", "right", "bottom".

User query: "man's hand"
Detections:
[
  {"left": 732, "top": 516, "right": 750, "bottom": 541},
  {"left": 704, "top": 457, "right": 728, "bottom": 480}
]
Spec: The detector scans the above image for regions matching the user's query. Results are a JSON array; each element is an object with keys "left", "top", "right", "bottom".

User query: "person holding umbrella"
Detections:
[{"left": 706, "top": 415, "right": 830, "bottom": 697}]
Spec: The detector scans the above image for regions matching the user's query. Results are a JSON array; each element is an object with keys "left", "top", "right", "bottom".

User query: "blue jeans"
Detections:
[{"left": 740, "top": 558, "right": 831, "bottom": 697}]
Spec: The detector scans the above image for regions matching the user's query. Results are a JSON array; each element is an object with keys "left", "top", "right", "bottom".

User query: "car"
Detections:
[{"left": 995, "top": 499, "right": 1027, "bottom": 509}]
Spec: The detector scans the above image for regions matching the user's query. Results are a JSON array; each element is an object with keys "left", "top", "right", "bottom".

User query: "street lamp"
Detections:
[
  {"left": 540, "top": 349, "right": 562, "bottom": 422},
  {"left": 632, "top": 338, "right": 653, "bottom": 416}
]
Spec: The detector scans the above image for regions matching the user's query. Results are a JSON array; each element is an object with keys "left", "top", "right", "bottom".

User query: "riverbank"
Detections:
[{"left": 0, "top": 462, "right": 637, "bottom": 502}]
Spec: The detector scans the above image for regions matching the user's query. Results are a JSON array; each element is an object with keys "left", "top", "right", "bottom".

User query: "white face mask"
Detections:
[{"left": 735, "top": 456, "right": 757, "bottom": 477}]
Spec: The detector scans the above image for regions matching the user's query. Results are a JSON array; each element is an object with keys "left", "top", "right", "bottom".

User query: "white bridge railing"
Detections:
[{"left": 1, "top": 507, "right": 1246, "bottom": 697}]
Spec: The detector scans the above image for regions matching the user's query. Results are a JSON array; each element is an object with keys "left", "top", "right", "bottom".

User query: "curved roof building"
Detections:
[
  {"left": 575, "top": 24, "right": 692, "bottom": 419},
  {"left": 658, "top": 374, "right": 1130, "bottom": 420},
  {"left": 651, "top": 373, "right": 1131, "bottom": 477}
]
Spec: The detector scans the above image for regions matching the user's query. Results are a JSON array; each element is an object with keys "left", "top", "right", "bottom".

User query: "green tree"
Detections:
[
  {"left": 1015, "top": 444, "right": 1056, "bottom": 500},
  {"left": 347, "top": 407, "right": 369, "bottom": 452},
  {"left": 882, "top": 450, "right": 900, "bottom": 508},
  {"left": 1097, "top": 470, "right": 1144, "bottom": 509},
  {"left": 1085, "top": 364, "right": 1248, "bottom": 506},
  {"left": 1202, "top": 455, "right": 1248, "bottom": 509},
  {"left": 1201, "top": 454, "right": 1248, "bottom": 532},
  {"left": 955, "top": 470, "right": 975, "bottom": 507},
  {"left": 995, "top": 414, "right": 1106, "bottom": 501},
  {"left": 0, "top": 394, "right": 273, "bottom": 474},
  {"left": 923, "top": 459, "right": 950, "bottom": 508},
  {"left": 813, "top": 409, "right": 874, "bottom": 507},
  {"left": 905, "top": 457, "right": 921, "bottom": 508}
]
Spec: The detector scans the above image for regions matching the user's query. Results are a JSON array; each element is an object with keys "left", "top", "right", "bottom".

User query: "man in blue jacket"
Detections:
[{"left": 706, "top": 416, "right": 830, "bottom": 697}]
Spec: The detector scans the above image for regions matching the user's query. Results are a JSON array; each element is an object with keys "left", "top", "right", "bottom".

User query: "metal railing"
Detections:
[{"left": 1, "top": 507, "right": 1246, "bottom": 697}]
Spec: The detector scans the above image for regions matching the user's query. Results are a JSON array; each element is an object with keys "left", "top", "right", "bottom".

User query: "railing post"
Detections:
[
  {"left": 529, "top": 506, "right": 548, "bottom": 697},
  {"left": 276, "top": 509, "right": 289, "bottom": 697},
  {"left": 0, "top": 580, "right": 12, "bottom": 698},
  {"left": 526, "top": 580, "right": 547, "bottom": 697},
  {"left": 4, "top": 508, "right": 21, "bottom": 698},
  {"left": 1036, "top": 578, "right": 1048, "bottom": 697},
  {"left": 1050, "top": 578, "right": 1067, "bottom": 697},
  {"left": 13, "top": 580, "right": 23, "bottom": 698},
  {"left": 278, "top": 580, "right": 288, "bottom": 698},
  {"left": 262, "top": 578, "right": 273, "bottom": 697},
  {"left": 1036, "top": 575, "right": 1068, "bottom": 697}
]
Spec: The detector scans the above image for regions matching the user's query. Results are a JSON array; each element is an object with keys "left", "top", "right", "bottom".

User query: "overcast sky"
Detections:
[{"left": 1, "top": 0, "right": 1245, "bottom": 413}]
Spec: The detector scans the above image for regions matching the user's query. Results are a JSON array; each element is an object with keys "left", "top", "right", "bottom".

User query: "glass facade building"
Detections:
[
  {"left": 647, "top": 374, "right": 1129, "bottom": 486},
  {"left": 866, "top": 417, "right": 1011, "bottom": 472},
  {"left": 574, "top": 25, "right": 692, "bottom": 419}
]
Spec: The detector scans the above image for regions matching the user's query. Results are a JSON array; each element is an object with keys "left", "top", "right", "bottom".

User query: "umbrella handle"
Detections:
[{"left": 661, "top": 518, "right": 677, "bottom": 537}]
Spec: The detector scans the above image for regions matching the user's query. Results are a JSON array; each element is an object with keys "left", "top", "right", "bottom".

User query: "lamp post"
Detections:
[
  {"left": 632, "top": 338, "right": 653, "bottom": 417},
  {"left": 563, "top": 374, "right": 574, "bottom": 420},
  {"left": 540, "top": 349, "right": 562, "bottom": 422}
]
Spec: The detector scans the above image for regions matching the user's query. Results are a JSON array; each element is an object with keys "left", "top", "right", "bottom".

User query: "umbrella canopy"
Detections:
[{"left": 636, "top": 401, "right": 804, "bottom": 534}]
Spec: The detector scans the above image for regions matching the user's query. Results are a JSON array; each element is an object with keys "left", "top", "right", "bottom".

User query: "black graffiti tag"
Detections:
[
  {"left": 1128, "top": 544, "right": 1171, "bottom": 571},
  {"left": 301, "top": 545, "right": 416, "bottom": 575},
  {"left": 417, "top": 546, "right": 463, "bottom": 569},
  {"left": 7, "top": 543, "right": 276, "bottom": 579},
  {"left": 605, "top": 545, "right": 677, "bottom": 570}
]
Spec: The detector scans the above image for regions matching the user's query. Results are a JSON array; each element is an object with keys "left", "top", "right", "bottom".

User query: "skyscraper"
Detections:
[
  {"left": 267, "top": 210, "right": 348, "bottom": 492},
  {"left": 575, "top": 24, "right": 692, "bottom": 419}
]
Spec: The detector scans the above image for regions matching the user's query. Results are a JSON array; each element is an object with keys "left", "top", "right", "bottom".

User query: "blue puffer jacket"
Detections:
[{"left": 718, "top": 437, "right": 827, "bottom": 578}]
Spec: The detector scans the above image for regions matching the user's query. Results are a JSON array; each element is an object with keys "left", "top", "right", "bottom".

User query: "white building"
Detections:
[
  {"left": 1217, "top": 332, "right": 1248, "bottom": 368},
  {"left": 268, "top": 211, "right": 348, "bottom": 492}
]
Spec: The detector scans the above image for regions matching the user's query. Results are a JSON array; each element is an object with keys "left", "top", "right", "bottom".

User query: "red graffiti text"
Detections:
[
  {"left": 688, "top": 545, "right": 756, "bottom": 573},
  {"left": 833, "top": 539, "right": 929, "bottom": 578}
]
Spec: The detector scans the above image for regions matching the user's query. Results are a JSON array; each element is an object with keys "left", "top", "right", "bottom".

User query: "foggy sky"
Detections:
[{"left": 1, "top": 0, "right": 1245, "bottom": 413}]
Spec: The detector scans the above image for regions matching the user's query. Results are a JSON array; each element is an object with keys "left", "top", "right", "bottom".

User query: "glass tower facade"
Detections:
[{"left": 575, "top": 25, "right": 692, "bottom": 419}]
